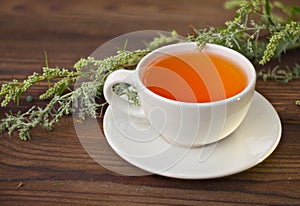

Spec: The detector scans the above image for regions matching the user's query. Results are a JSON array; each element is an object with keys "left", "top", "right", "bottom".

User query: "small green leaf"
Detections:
[
  {"left": 58, "top": 82, "right": 67, "bottom": 96},
  {"left": 293, "top": 64, "right": 300, "bottom": 77},
  {"left": 292, "top": 5, "right": 300, "bottom": 14},
  {"left": 274, "top": 1, "right": 285, "bottom": 10},
  {"left": 43, "top": 49, "right": 49, "bottom": 68},
  {"left": 80, "top": 72, "right": 89, "bottom": 78},
  {"left": 15, "top": 96, "right": 20, "bottom": 106},
  {"left": 265, "top": 0, "right": 271, "bottom": 16}
]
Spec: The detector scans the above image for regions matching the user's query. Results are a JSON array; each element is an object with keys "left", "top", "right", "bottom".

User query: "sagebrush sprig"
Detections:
[
  {"left": 189, "top": 0, "right": 300, "bottom": 65},
  {"left": 146, "top": 31, "right": 183, "bottom": 50},
  {"left": 0, "top": 92, "right": 73, "bottom": 140},
  {"left": 258, "top": 63, "right": 300, "bottom": 83},
  {"left": 260, "top": 21, "right": 300, "bottom": 65},
  {"left": 0, "top": 67, "right": 79, "bottom": 107},
  {"left": 72, "top": 49, "right": 151, "bottom": 120},
  {"left": 0, "top": 50, "right": 147, "bottom": 140},
  {"left": 0, "top": 31, "right": 181, "bottom": 140}
]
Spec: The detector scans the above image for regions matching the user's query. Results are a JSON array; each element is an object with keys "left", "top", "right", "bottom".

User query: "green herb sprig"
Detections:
[
  {"left": 258, "top": 63, "right": 300, "bottom": 83},
  {"left": 188, "top": 0, "right": 300, "bottom": 65},
  {"left": 1, "top": 0, "right": 300, "bottom": 140},
  {"left": 0, "top": 32, "right": 181, "bottom": 140}
]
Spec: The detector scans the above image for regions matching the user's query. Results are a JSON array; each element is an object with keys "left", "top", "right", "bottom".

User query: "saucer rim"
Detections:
[{"left": 103, "top": 91, "right": 282, "bottom": 179}]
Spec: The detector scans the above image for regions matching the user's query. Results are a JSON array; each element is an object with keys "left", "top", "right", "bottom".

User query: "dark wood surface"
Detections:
[{"left": 0, "top": 0, "right": 299, "bottom": 205}]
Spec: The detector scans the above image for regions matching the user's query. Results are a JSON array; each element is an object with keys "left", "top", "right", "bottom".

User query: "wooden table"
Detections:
[{"left": 0, "top": 0, "right": 299, "bottom": 205}]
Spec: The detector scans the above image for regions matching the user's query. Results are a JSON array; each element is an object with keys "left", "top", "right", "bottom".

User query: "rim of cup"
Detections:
[{"left": 136, "top": 42, "right": 256, "bottom": 106}]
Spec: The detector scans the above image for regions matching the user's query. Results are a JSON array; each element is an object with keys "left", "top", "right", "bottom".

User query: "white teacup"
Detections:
[{"left": 104, "top": 42, "right": 256, "bottom": 147}]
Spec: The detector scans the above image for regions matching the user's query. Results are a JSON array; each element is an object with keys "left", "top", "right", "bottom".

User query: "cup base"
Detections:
[{"left": 161, "top": 134, "right": 225, "bottom": 149}]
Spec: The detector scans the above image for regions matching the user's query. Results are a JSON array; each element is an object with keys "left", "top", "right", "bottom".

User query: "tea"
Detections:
[{"left": 142, "top": 51, "right": 247, "bottom": 103}]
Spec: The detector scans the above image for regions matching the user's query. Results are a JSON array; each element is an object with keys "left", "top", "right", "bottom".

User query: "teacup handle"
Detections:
[{"left": 103, "top": 70, "right": 145, "bottom": 118}]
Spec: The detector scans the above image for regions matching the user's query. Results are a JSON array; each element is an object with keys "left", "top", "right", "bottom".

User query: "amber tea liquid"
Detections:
[{"left": 142, "top": 51, "right": 247, "bottom": 103}]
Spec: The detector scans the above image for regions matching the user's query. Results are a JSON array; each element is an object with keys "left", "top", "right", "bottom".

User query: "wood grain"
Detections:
[{"left": 0, "top": 0, "right": 300, "bottom": 205}]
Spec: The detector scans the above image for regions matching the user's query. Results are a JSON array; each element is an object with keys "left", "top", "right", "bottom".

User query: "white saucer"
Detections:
[{"left": 103, "top": 91, "right": 281, "bottom": 179}]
